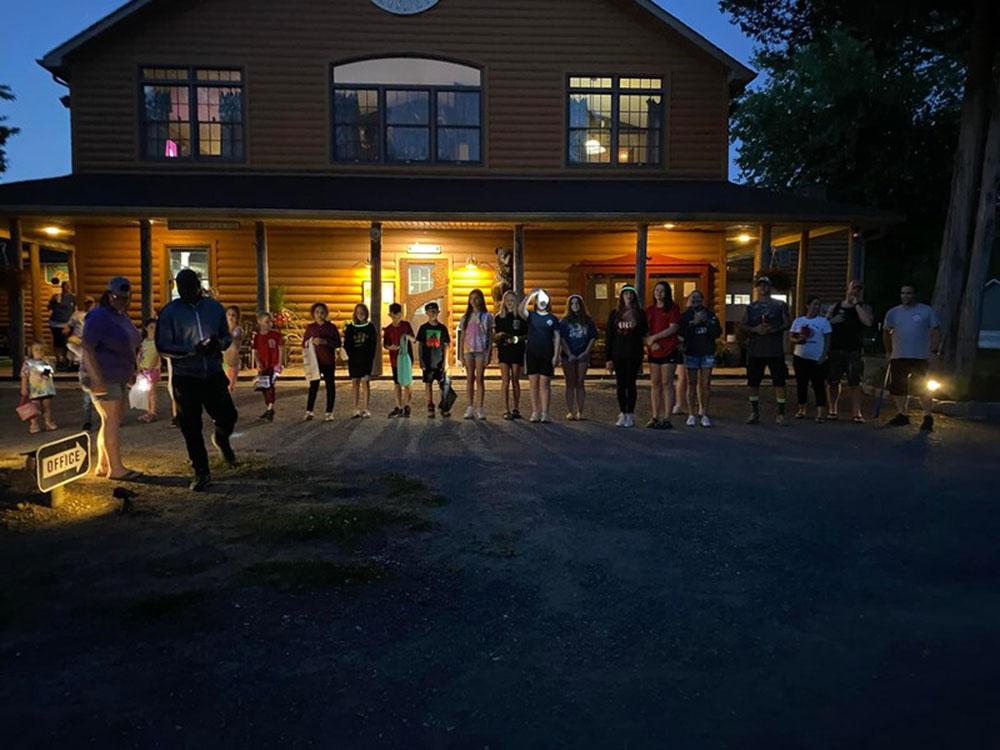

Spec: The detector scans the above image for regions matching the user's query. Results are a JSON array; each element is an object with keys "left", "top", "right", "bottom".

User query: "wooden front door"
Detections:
[{"left": 399, "top": 258, "right": 450, "bottom": 331}]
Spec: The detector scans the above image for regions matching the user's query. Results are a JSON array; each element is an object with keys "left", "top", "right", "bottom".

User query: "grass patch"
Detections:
[
  {"left": 246, "top": 504, "right": 428, "bottom": 545},
  {"left": 127, "top": 590, "right": 207, "bottom": 621},
  {"left": 240, "top": 560, "right": 391, "bottom": 590}
]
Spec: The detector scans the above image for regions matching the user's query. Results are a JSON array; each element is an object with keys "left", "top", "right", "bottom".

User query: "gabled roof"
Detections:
[{"left": 39, "top": 0, "right": 755, "bottom": 86}]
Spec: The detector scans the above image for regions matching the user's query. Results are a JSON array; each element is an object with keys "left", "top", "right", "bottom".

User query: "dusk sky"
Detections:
[{"left": 0, "top": 0, "right": 759, "bottom": 183}]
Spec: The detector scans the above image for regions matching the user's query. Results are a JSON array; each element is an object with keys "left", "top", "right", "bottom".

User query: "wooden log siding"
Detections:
[
  {"left": 784, "top": 229, "right": 850, "bottom": 310},
  {"left": 65, "top": 0, "right": 731, "bottom": 178}
]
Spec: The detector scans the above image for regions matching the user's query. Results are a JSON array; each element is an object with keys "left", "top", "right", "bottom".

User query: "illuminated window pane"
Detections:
[
  {"left": 169, "top": 247, "right": 210, "bottom": 299},
  {"left": 409, "top": 265, "right": 434, "bottom": 294},
  {"left": 334, "top": 58, "right": 480, "bottom": 86},
  {"left": 568, "top": 128, "right": 611, "bottom": 164},
  {"left": 334, "top": 89, "right": 380, "bottom": 162},
  {"left": 142, "top": 85, "right": 191, "bottom": 158}
]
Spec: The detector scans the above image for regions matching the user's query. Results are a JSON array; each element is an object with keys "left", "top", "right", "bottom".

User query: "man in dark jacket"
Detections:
[{"left": 156, "top": 269, "right": 237, "bottom": 491}]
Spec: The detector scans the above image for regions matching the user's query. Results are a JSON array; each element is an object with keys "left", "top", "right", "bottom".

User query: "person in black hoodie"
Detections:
[
  {"left": 343, "top": 303, "right": 377, "bottom": 418},
  {"left": 605, "top": 285, "right": 647, "bottom": 428},
  {"left": 678, "top": 289, "right": 722, "bottom": 427}
]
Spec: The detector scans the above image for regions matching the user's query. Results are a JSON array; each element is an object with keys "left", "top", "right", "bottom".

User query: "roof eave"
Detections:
[{"left": 38, "top": 0, "right": 156, "bottom": 77}]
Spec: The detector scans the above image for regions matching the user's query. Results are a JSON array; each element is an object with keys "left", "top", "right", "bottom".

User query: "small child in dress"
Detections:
[
  {"left": 224, "top": 305, "right": 244, "bottom": 392},
  {"left": 252, "top": 311, "right": 284, "bottom": 421},
  {"left": 20, "top": 342, "right": 58, "bottom": 433},
  {"left": 136, "top": 317, "right": 161, "bottom": 422}
]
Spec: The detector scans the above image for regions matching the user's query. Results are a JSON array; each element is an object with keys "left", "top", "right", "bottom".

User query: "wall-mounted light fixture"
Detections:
[
  {"left": 42, "top": 226, "right": 63, "bottom": 237},
  {"left": 408, "top": 242, "right": 442, "bottom": 255},
  {"left": 464, "top": 256, "right": 479, "bottom": 270},
  {"left": 662, "top": 223, "right": 676, "bottom": 229},
  {"left": 736, "top": 233, "right": 752, "bottom": 244}
]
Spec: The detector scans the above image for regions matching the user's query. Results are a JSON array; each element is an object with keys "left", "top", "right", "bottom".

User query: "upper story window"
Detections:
[
  {"left": 567, "top": 76, "right": 664, "bottom": 167},
  {"left": 141, "top": 67, "right": 245, "bottom": 161},
  {"left": 333, "top": 57, "right": 482, "bottom": 165}
]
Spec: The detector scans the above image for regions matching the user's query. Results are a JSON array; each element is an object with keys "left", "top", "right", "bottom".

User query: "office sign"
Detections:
[
  {"left": 36, "top": 432, "right": 91, "bottom": 493},
  {"left": 370, "top": 0, "right": 439, "bottom": 15}
]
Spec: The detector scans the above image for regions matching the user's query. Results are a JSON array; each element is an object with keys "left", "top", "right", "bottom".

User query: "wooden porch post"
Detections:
[
  {"left": 754, "top": 224, "right": 773, "bottom": 279},
  {"left": 512, "top": 224, "right": 525, "bottom": 296},
  {"left": 28, "top": 242, "right": 44, "bottom": 344},
  {"left": 635, "top": 223, "right": 649, "bottom": 306},
  {"left": 846, "top": 227, "right": 863, "bottom": 283},
  {"left": 6, "top": 218, "right": 25, "bottom": 376},
  {"left": 795, "top": 229, "right": 810, "bottom": 315},
  {"left": 370, "top": 221, "right": 383, "bottom": 377},
  {"left": 139, "top": 219, "right": 153, "bottom": 321},
  {"left": 254, "top": 221, "right": 269, "bottom": 313}
]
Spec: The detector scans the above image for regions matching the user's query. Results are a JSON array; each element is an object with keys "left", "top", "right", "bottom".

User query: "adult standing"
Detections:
[
  {"left": 605, "top": 285, "right": 648, "bottom": 428},
  {"left": 882, "top": 284, "right": 941, "bottom": 431},
  {"left": 826, "top": 280, "right": 874, "bottom": 422},
  {"left": 644, "top": 281, "right": 682, "bottom": 429},
  {"left": 80, "top": 277, "right": 142, "bottom": 481},
  {"left": 156, "top": 269, "right": 237, "bottom": 491},
  {"left": 48, "top": 280, "right": 76, "bottom": 369},
  {"left": 678, "top": 290, "right": 721, "bottom": 427},
  {"left": 303, "top": 302, "right": 341, "bottom": 421},
  {"left": 740, "top": 276, "right": 791, "bottom": 425},
  {"left": 790, "top": 296, "right": 832, "bottom": 422}
]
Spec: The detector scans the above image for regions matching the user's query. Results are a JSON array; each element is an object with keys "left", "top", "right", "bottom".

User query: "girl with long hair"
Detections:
[
  {"left": 605, "top": 285, "right": 647, "bottom": 428},
  {"left": 303, "top": 302, "right": 342, "bottom": 421},
  {"left": 494, "top": 290, "right": 526, "bottom": 419},
  {"left": 559, "top": 294, "right": 597, "bottom": 420},
  {"left": 644, "top": 281, "right": 682, "bottom": 429},
  {"left": 344, "top": 303, "right": 376, "bottom": 418},
  {"left": 457, "top": 288, "right": 494, "bottom": 420},
  {"left": 678, "top": 289, "right": 723, "bottom": 427},
  {"left": 517, "top": 289, "right": 560, "bottom": 423}
]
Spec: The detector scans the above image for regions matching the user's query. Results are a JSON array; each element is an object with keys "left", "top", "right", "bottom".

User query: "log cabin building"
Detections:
[{"left": 0, "top": 0, "right": 894, "bottom": 373}]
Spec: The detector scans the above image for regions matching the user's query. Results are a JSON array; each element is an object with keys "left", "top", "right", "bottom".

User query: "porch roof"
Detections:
[{"left": 0, "top": 173, "right": 900, "bottom": 226}]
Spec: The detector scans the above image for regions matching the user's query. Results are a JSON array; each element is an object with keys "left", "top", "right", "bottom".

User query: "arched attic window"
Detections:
[{"left": 332, "top": 57, "right": 482, "bottom": 165}]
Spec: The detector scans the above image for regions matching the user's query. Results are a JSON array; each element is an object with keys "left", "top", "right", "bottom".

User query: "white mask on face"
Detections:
[{"left": 537, "top": 291, "right": 550, "bottom": 309}]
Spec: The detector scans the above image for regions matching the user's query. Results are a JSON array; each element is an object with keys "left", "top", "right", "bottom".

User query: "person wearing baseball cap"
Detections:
[
  {"left": 740, "top": 275, "right": 791, "bottom": 424},
  {"left": 80, "top": 276, "right": 143, "bottom": 480}
]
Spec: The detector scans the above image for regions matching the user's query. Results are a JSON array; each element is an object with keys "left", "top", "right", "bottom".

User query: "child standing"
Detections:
[
  {"left": 136, "top": 317, "right": 161, "bottom": 422},
  {"left": 252, "top": 311, "right": 283, "bottom": 421},
  {"left": 303, "top": 302, "right": 342, "bottom": 421},
  {"left": 20, "top": 342, "right": 58, "bottom": 433},
  {"left": 344, "top": 303, "right": 376, "bottom": 418},
  {"left": 223, "top": 305, "right": 244, "bottom": 392},
  {"left": 517, "top": 289, "right": 561, "bottom": 423},
  {"left": 383, "top": 303, "right": 415, "bottom": 418},
  {"left": 457, "top": 289, "right": 494, "bottom": 420},
  {"left": 415, "top": 301, "right": 451, "bottom": 418}
]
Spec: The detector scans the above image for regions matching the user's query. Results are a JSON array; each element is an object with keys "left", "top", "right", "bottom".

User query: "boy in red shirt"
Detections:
[{"left": 252, "top": 311, "right": 284, "bottom": 421}]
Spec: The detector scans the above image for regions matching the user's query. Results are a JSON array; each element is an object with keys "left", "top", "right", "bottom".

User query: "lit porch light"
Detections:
[
  {"left": 662, "top": 223, "right": 676, "bottom": 229},
  {"left": 42, "top": 226, "right": 63, "bottom": 237},
  {"left": 464, "top": 256, "right": 479, "bottom": 270},
  {"left": 736, "top": 233, "right": 752, "bottom": 244},
  {"left": 408, "top": 243, "right": 442, "bottom": 255}
]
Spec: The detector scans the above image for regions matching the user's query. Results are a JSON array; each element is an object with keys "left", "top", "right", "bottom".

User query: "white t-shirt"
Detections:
[{"left": 791, "top": 315, "right": 832, "bottom": 361}]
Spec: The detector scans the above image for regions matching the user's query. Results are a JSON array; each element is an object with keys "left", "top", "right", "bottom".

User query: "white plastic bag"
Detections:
[
  {"left": 128, "top": 373, "right": 151, "bottom": 410},
  {"left": 303, "top": 339, "right": 320, "bottom": 382}
]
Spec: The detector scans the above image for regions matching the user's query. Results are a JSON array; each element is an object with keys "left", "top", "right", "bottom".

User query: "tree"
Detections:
[
  {"left": 0, "top": 84, "right": 19, "bottom": 176},
  {"left": 721, "top": 0, "right": 999, "bottom": 385}
]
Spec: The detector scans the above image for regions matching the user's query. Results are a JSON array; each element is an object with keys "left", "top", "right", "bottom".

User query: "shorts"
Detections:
[
  {"left": 649, "top": 349, "right": 684, "bottom": 366},
  {"left": 463, "top": 351, "right": 488, "bottom": 362},
  {"left": 525, "top": 351, "right": 554, "bottom": 377},
  {"left": 498, "top": 345, "right": 526, "bottom": 366},
  {"left": 827, "top": 349, "right": 863, "bottom": 386},
  {"left": 422, "top": 367, "right": 445, "bottom": 385},
  {"left": 747, "top": 356, "right": 788, "bottom": 388},
  {"left": 348, "top": 362, "right": 373, "bottom": 380},
  {"left": 888, "top": 358, "right": 928, "bottom": 396},
  {"left": 684, "top": 354, "right": 716, "bottom": 370},
  {"left": 86, "top": 382, "right": 127, "bottom": 401}
]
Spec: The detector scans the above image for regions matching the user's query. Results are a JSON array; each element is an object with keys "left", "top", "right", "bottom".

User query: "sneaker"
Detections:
[
  {"left": 304, "top": 411, "right": 314, "bottom": 421},
  {"left": 794, "top": 409, "right": 807, "bottom": 419},
  {"left": 615, "top": 413, "right": 627, "bottom": 427},
  {"left": 815, "top": 414, "right": 825, "bottom": 424},
  {"left": 463, "top": 406, "right": 475, "bottom": 420},
  {"left": 441, "top": 409, "right": 451, "bottom": 418},
  {"left": 189, "top": 473, "right": 211, "bottom": 492},
  {"left": 567, "top": 412, "right": 577, "bottom": 421},
  {"left": 476, "top": 408, "right": 486, "bottom": 420},
  {"left": 529, "top": 412, "right": 541, "bottom": 423},
  {"left": 539, "top": 413, "right": 550, "bottom": 423},
  {"left": 502, "top": 411, "right": 513, "bottom": 420},
  {"left": 212, "top": 433, "right": 237, "bottom": 466},
  {"left": 827, "top": 411, "right": 839, "bottom": 421},
  {"left": 646, "top": 418, "right": 659, "bottom": 429},
  {"left": 776, "top": 414, "right": 787, "bottom": 426},
  {"left": 624, "top": 414, "right": 636, "bottom": 428},
  {"left": 388, "top": 407, "right": 403, "bottom": 419},
  {"left": 324, "top": 412, "right": 335, "bottom": 422},
  {"left": 351, "top": 410, "right": 363, "bottom": 419},
  {"left": 700, "top": 415, "right": 712, "bottom": 428},
  {"left": 29, "top": 422, "right": 41, "bottom": 434},
  {"left": 660, "top": 419, "right": 673, "bottom": 430},
  {"left": 920, "top": 415, "right": 934, "bottom": 432},
  {"left": 170, "top": 416, "right": 178, "bottom": 428},
  {"left": 686, "top": 414, "right": 697, "bottom": 427},
  {"left": 852, "top": 414, "right": 866, "bottom": 424},
  {"left": 575, "top": 412, "right": 585, "bottom": 421},
  {"left": 672, "top": 403, "right": 682, "bottom": 415},
  {"left": 511, "top": 409, "right": 522, "bottom": 420},
  {"left": 266, "top": 410, "right": 275, "bottom": 422},
  {"left": 887, "top": 413, "right": 910, "bottom": 427},
  {"left": 746, "top": 412, "right": 760, "bottom": 425},
  {"left": 361, "top": 410, "right": 372, "bottom": 419},
  {"left": 427, "top": 403, "right": 436, "bottom": 419},
  {"left": 259, "top": 410, "right": 271, "bottom": 420},
  {"left": 403, "top": 405, "right": 411, "bottom": 419},
  {"left": 45, "top": 421, "right": 59, "bottom": 431}
]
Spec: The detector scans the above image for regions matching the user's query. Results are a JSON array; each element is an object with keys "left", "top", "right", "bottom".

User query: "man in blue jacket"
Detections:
[{"left": 156, "top": 269, "right": 238, "bottom": 491}]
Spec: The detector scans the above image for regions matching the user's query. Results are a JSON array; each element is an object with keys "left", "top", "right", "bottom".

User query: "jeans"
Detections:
[
  {"left": 613, "top": 357, "right": 642, "bottom": 414},
  {"left": 793, "top": 355, "right": 828, "bottom": 408},
  {"left": 173, "top": 371, "right": 239, "bottom": 475},
  {"left": 307, "top": 364, "right": 336, "bottom": 413}
]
